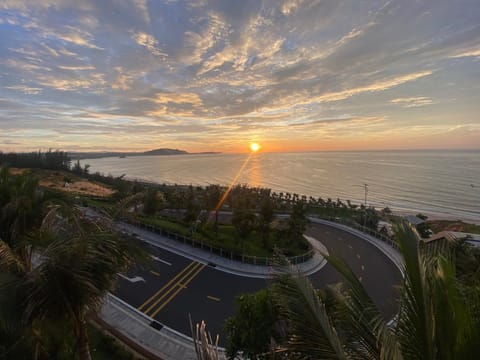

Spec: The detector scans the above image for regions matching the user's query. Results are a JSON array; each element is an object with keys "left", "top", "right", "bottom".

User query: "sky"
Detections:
[{"left": 0, "top": 0, "right": 479, "bottom": 153}]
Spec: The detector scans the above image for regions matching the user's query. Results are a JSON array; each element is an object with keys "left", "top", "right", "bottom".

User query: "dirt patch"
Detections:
[
  {"left": 39, "top": 175, "right": 115, "bottom": 197},
  {"left": 428, "top": 220, "right": 480, "bottom": 235},
  {"left": 8, "top": 168, "right": 28, "bottom": 175}
]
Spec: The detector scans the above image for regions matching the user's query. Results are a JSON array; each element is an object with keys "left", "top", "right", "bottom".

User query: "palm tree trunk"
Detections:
[{"left": 76, "top": 320, "right": 92, "bottom": 360}]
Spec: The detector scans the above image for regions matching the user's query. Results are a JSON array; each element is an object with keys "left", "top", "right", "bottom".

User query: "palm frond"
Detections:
[
  {"left": 395, "top": 223, "right": 435, "bottom": 360},
  {"left": 0, "top": 240, "right": 26, "bottom": 274},
  {"left": 325, "top": 254, "right": 402, "bottom": 360},
  {"left": 272, "top": 256, "right": 348, "bottom": 359}
]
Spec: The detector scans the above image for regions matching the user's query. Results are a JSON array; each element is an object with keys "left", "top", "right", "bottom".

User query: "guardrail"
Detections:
[
  {"left": 84, "top": 203, "right": 398, "bottom": 265},
  {"left": 314, "top": 215, "right": 399, "bottom": 250},
  {"left": 82, "top": 203, "right": 314, "bottom": 266}
]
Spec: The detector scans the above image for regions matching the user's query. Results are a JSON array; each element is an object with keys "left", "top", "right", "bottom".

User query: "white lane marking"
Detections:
[
  {"left": 118, "top": 274, "right": 145, "bottom": 283},
  {"left": 348, "top": 245, "right": 353, "bottom": 250},
  {"left": 151, "top": 255, "right": 172, "bottom": 266},
  {"left": 361, "top": 265, "right": 365, "bottom": 271},
  {"left": 356, "top": 253, "right": 361, "bottom": 259}
]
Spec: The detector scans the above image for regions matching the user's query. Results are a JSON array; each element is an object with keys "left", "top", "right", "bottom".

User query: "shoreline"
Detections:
[
  {"left": 391, "top": 209, "right": 480, "bottom": 225},
  {"left": 88, "top": 172, "right": 480, "bottom": 226}
]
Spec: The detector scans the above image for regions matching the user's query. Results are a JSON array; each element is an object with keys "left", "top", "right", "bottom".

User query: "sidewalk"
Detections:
[{"left": 100, "top": 294, "right": 200, "bottom": 360}]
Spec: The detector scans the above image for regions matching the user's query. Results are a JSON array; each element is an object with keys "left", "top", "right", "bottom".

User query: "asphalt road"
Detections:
[
  {"left": 306, "top": 223, "right": 402, "bottom": 317},
  {"left": 113, "top": 222, "right": 401, "bottom": 346}
]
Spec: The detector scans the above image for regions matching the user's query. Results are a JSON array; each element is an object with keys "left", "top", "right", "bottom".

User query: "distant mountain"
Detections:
[
  {"left": 69, "top": 148, "right": 190, "bottom": 160},
  {"left": 142, "top": 148, "right": 188, "bottom": 156}
]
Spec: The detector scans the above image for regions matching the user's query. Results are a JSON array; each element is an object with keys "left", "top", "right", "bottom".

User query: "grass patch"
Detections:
[{"left": 138, "top": 215, "right": 310, "bottom": 258}]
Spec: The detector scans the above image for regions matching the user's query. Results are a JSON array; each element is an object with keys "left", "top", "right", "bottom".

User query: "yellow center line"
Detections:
[
  {"left": 138, "top": 261, "right": 196, "bottom": 311},
  {"left": 149, "top": 263, "right": 206, "bottom": 318},
  {"left": 150, "top": 270, "right": 161, "bottom": 276},
  {"left": 207, "top": 295, "right": 220, "bottom": 302},
  {"left": 145, "top": 262, "right": 204, "bottom": 316}
]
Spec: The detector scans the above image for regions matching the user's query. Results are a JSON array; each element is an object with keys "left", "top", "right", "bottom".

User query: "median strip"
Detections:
[
  {"left": 138, "top": 261, "right": 206, "bottom": 318},
  {"left": 138, "top": 261, "right": 197, "bottom": 311},
  {"left": 149, "top": 263, "right": 206, "bottom": 317}
]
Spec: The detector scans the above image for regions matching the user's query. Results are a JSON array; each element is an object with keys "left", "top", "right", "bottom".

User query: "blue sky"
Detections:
[{"left": 1, "top": 0, "right": 479, "bottom": 153}]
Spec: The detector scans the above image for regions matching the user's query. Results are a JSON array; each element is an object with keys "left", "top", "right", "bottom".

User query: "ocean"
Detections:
[{"left": 82, "top": 150, "right": 480, "bottom": 222}]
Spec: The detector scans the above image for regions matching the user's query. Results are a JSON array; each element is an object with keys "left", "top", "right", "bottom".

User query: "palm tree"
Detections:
[
  {"left": 0, "top": 172, "right": 141, "bottom": 359},
  {"left": 271, "top": 223, "right": 480, "bottom": 359},
  {"left": 21, "top": 210, "right": 139, "bottom": 360}
]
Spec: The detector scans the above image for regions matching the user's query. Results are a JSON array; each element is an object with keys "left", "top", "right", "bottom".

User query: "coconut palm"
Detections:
[
  {"left": 0, "top": 167, "right": 68, "bottom": 272},
  {"left": 21, "top": 210, "right": 139, "bottom": 360},
  {"left": 0, "top": 169, "right": 141, "bottom": 359},
  {"left": 271, "top": 223, "right": 480, "bottom": 359}
]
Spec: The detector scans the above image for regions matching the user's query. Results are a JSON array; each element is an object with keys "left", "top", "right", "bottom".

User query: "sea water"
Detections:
[{"left": 83, "top": 150, "right": 480, "bottom": 222}]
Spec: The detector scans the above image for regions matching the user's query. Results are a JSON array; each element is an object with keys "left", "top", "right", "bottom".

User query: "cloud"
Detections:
[
  {"left": 390, "top": 97, "right": 433, "bottom": 107},
  {"left": 4, "top": 85, "right": 42, "bottom": 94},
  {"left": 314, "top": 71, "right": 434, "bottom": 102},
  {"left": 132, "top": 0, "right": 150, "bottom": 25},
  {"left": 40, "top": 25, "right": 104, "bottom": 50},
  {"left": 181, "top": 11, "right": 228, "bottom": 66},
  {"left": 58, "top": 65, "right": 95, "bottom": 71},
  {"left": 449, "top": 48, "right": 480, "bottom": 59},
  {"left": 132, "top": 31, "right": 166, "bottom": 57},
  {"left": 281, "top": 0, "right": 304, "bottom": 15},
  {"left": 0, "top": 0, "right": 479, "bottom": 152},
  {"left": 288, "top": 116, "right": 382, "bottom": 127},
  {"left": 154, "top": 92, "right": 203, "bottom": 106},
  {"left": 36, "top": 73, "right": 105, "bottom": 91}
]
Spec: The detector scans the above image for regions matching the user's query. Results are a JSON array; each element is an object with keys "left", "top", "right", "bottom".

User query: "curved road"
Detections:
[{"left": 113, "top": 222, "right": 401, "bottom": 345}]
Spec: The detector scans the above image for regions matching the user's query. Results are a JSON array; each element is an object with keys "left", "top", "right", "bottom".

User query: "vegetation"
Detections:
[
  {"left": 224, "top": 224, "right": 480, "bottom": 359},
  {"left": 225, "top": 289, "right": 279, "bottom": 359},
  {"left": 0, "top": 166, "right": 143, "bottom": 359},
  {"left": 0, "top": 149, "right": 71, "bottom": 171},
  {"left": 136, "top": 215, "right": 310, "bottom": 258},
  {"left": 2, "top": 152, "right": 479, "bottom": 359}
]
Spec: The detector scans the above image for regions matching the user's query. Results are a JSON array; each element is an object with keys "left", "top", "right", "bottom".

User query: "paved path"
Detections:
[{"left": 99, "top": 218, "right": 402, "bottom": 360}]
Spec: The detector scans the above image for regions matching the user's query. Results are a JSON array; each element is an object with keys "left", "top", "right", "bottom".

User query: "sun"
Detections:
[{"left": 249, "top": 142, "right": 261, "bottom": 152}]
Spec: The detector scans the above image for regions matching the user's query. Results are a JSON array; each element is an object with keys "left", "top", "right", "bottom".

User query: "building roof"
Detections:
[
  {"left": 423, "top": 231, "right": 480, "bottom": 247},
  {"left": 404, "top": 215, "right": 425, "bottom": 226}
]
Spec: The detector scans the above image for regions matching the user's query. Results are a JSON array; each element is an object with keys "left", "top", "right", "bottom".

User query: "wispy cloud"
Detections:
[
  {"left": 390, "top": 96, "right": 433, "bottom": 107},
  {"left": 132, "top": 31, "right": 166, "bottom": 57},
  {"left": 449, "top": 48, "right": 480, "bottom": 59},
  {"left": 5, "top": 85, "right": 42, "bottom": 94}
]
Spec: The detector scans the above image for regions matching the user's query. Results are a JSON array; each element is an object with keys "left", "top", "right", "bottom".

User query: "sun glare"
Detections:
[{"left": 249, "top": 142, "right": 260, "bottom": 152}]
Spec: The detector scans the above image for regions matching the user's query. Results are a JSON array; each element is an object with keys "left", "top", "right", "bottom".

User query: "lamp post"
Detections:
[{"left": 363, "top": 183, "right": 368, "bottom": 228}]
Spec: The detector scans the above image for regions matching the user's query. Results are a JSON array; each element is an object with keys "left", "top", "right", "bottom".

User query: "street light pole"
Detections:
[{"left": 363, "top": 183, "right": 368, "bottom": 228}]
